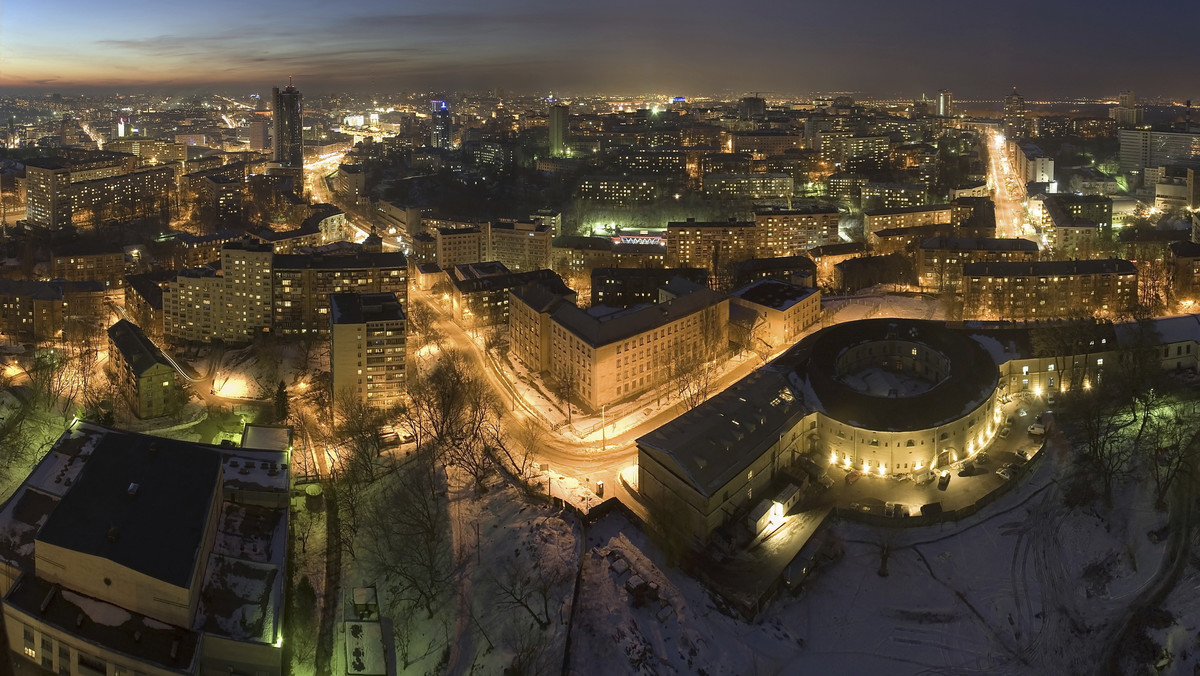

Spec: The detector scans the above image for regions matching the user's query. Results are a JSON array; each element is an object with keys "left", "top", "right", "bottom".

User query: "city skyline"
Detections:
[{"left": 1, "top": 0, "right": 1195, "bottom": 98}]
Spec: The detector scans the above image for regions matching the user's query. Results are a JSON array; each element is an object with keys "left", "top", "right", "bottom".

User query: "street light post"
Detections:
[{"left": 601, "top": 403, "right": 607, "bottom": 452}]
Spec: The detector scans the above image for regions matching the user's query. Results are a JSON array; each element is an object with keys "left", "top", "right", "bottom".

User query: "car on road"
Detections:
[
  {"left": 848, "top": 502, "right": 871, "bottom": 513},
  {"left": 938, "top": 471, "right": 951, "bottom": 490},
  {"left": 998, "top": 427, "right": 1011, "bottom": 440},
  {"left": 996, "top": 467, "right": 1015, "bottom": 480},
  {"left": 846, "top": 470, "right": 862, "bottom": 484}
]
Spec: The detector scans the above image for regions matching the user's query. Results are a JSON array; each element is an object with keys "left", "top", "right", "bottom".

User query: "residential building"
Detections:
[
  {"left": 1004, "top": 87, "right": 1027, "bottom": 138},
  {"left": 666, "top": 218, "right": 756, "bottom": 271},
  {"left": 577, "top": 175, "right": 664, "bottom": 204},
  {"left": 272, "top": 251, "right": 408, "bottom": 335},
  {"left": 447, "top": 262, "right": 571, "bottom": 328},
  {"left": 435, "top": 227, "right": 485, "bottom": 269},
  {"left": 0, "top": 422, "right": 288, "bottom": 675},
  {"left": 962, "top": 259, "right": 1138, "bottom": 320},
  {"left": 729, "top": 279, "right": 821, "bottom": 350},
  {"left": 731, "top": 256, "right": 817, "bottom": 288},
  {"left": 916, "top": 237, "right": 1040, "bottom": 292},
  {"left": 860, "top": 182, "right": 927, "bottom": 211},
  {"left": 865, "top": 204, "right": 955, "bottom": 239},
  {"left": 1168, "top": 240, "right": 1200, "bottom": 301},
  {"left": 508, "top": 279, "right": 729, "bottom": 411},
  {"left": 485, "top": 220, "right": 553, "bottom": 271},
  {"left": 50, "top": 242, "right": 127, "bottom": 295},
  {"left": 164, "top": 239, "right": 274, "bottom": 343},
  {"left": 1118, "top": 128, "right": 1200, "bottom": 174},
  {"left": 0, "top": 280, "right": 105, "bottom": 343},
  {"left": 753, "top": 206, "right": 841, "bottom": 255},
  {"left": 124, "top": 271, "right": 175, "bottom": 344},
  {"left": 330, "top": 293, "right": 406, "bottom": 409},
  {"left": 106, "top": 319, "right": 180, "bottom": 419},
  {"left": 702, "top": 173, "right": 793, "bottom": 200},
  {"left": 551, "top": 236, "right": 667, "bottom": 274},
  {"left": 1009, "top": 141, "right": 1055, "bottom": 186},
  {"left": 591, "top": 267, "right": 708, "bottom": 307}
]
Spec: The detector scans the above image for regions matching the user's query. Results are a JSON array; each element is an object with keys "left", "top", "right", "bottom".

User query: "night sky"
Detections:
[{"left": 0, "top": 0, "right": 1194, "bottom": 97}]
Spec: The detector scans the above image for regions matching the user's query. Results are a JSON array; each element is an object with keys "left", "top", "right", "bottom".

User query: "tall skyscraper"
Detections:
[
  {"left": 272, "top": 84, "right": 303, "bottom": 167},
  {"left": 1004, "top": 87, "right": 1027, "bottom": 139},
  {"left": 549, "top": 104, "right": 569, "bottom": 157},
  {"left": 937, "top": 89, "right": 953, "bottom": 117},
  {"left": 430, "top": 100, "right": 452, "bottom": 149}
]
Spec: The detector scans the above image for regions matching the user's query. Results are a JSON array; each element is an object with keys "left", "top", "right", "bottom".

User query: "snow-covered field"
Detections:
[{"left": 568, "top": 434, "right": 1176, "bottom": 675}]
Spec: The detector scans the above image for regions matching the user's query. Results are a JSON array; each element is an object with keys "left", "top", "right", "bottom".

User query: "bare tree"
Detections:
[
  {"left": 549, "top": 362, "right": 578, "bottom": 425},
  {"left": 360, "top": 451, "right": 452, "bottom": 623},
  {"left": 1143, "top": 404, "right": 1199, "bottom": 509},
  {"left": 490, "top": 537, "right": 570, "bottom": 630}
]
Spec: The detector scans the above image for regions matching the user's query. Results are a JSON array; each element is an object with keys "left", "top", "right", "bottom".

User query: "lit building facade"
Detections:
[
  {"left": 330, "top": 292, "right": 406, "bottom": 409},
  {"left": 962, "top": 259, "right": 1138, "bottom": 320}
]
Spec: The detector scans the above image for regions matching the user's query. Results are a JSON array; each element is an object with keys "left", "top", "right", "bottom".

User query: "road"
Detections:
[
  {"left": 986, "top": 129, "right": 1027, "bottom": 239},
  {"left": 414, "top": 288, "right": 775, "bottom": 506}
]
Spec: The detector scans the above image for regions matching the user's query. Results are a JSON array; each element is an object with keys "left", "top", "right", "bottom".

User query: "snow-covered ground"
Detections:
[{"left": 568, "top": 433, "right": 1175, "bottom": 675}]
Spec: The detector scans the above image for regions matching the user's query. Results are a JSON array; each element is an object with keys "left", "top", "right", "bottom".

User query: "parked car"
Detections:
[
  {"left": 996, "top": 467, "right": 1015, "bottom": 480},
  {"left": 1005, "top": 416, "right": 1014, "bottom": 426},
  {"left": 913, "top": 469, "right": 936, "bottom": 485},
  {"left": 1028, "top": 423, "right": 1046, "bottom": 436},
  {"left": 1016, "top": 449, "right": 1030, "bottom": 462},
  {"left": 937, "top": 471, "right": 951, "bottom": 490},
  {"left": 817, "top": 473, "right": 834, "bottom": 489},
  {"left": 847, "top": 470, "right": 862, "bottom": 484},
  {"left": 848, "top": 502, "right": 870, "bottom": 513},
  {"left": 957, "top": 461, "right": 975, "bottom": 477},
  {"left": 998, "top": 427, "right": 1011, "bottom": 440},
  {"left": 975, "top": 452, "right": 990, "bottom": 464}
]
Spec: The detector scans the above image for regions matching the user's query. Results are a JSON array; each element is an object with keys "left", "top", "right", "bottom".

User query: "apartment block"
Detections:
[
  {"left": 916, "top": 237, "right": 1040, "bottom": 292},
  {"left": 106, "top": 319, "right": 180, "bottom": 419},
  {"left": 753, "top": 206, "right": 841, "bottom": 256},
  {"left": 272, "top": 251, "right": 408, "bottom": 335},
  {"left": 330, "top": 292, "right": 406, "bottom": 409},
  {"left": 729, "top": 279, "right": 821, "bottom": 350},
  {"left": 962, "top": 259, "right": 1138, "bottom": 320},
  {"left": 509, "top": 280, "right": 729, "bottom": 411}
]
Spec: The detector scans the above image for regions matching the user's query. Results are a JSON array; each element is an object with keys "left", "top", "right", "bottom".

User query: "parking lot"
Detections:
[{"left": 821, "top": 399, "right": 1051, "bottom": 517}]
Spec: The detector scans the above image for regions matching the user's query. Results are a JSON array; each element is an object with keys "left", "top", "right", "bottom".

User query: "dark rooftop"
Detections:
[
  {"left": 329, "top": 292, "right": 405, "bottom": 325},
  {"left": 273, "top": 251, "right": 408, "bottom": 271},
  {"left": 918, "top": 237, "right": 1039, "bottom": 252},
  {"left": 107, "top": 319, "right": 172, "bottom": 377},
  {"left": 7, "top": 575, "right": 198, "bottom": 673},
  {"left": 36, "top": 429, "right": 223, "bottom": 588},
  {"left": 963, "top": 258, "right": 1137, "bottom": 277},
  {"left": 731, "top": 278, "right": 819, "bottom": 311}
]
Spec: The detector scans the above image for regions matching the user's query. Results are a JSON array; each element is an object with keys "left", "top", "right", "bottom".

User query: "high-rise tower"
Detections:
[
  {"left": 937, "top": 89, "right": 953, "bottom": 117},
  {"left": 549, "top": 104, "right": 569, "bottom": 157},
  {"left": 1003, "top": 87, "right": 1026, "bottom": 139},
  {"left": 429, "top": 100, "right": 452, "bottom": 149},
  {"left": 272, "top": 83, "right": 303, "bottom": 168}
]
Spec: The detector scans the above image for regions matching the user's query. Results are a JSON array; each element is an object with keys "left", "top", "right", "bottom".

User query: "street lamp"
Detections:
[{"left": 601, "top": 404, "right": 608, "bottom": 452}]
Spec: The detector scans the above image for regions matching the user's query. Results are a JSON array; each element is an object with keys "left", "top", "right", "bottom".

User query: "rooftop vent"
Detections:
[
  {"left": 75, "top": 613, "right": 84, "bottom": 628},
  {"left": 107, "top": 527, "right": 120, "bottom": 543},
  {"left": 148, "top": 442, "right": 158, "bottom": 454},
  {"left": 127, "top": 483, "right": 139, "bottom": 497}
]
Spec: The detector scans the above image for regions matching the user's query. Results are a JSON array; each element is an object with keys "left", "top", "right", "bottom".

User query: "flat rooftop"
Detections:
[
  {"left": 36, "top": 426, "right": 222, "bottom": 588},
  {"left": 731, "top": 278, "right": 819, "bottom": 311}
]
